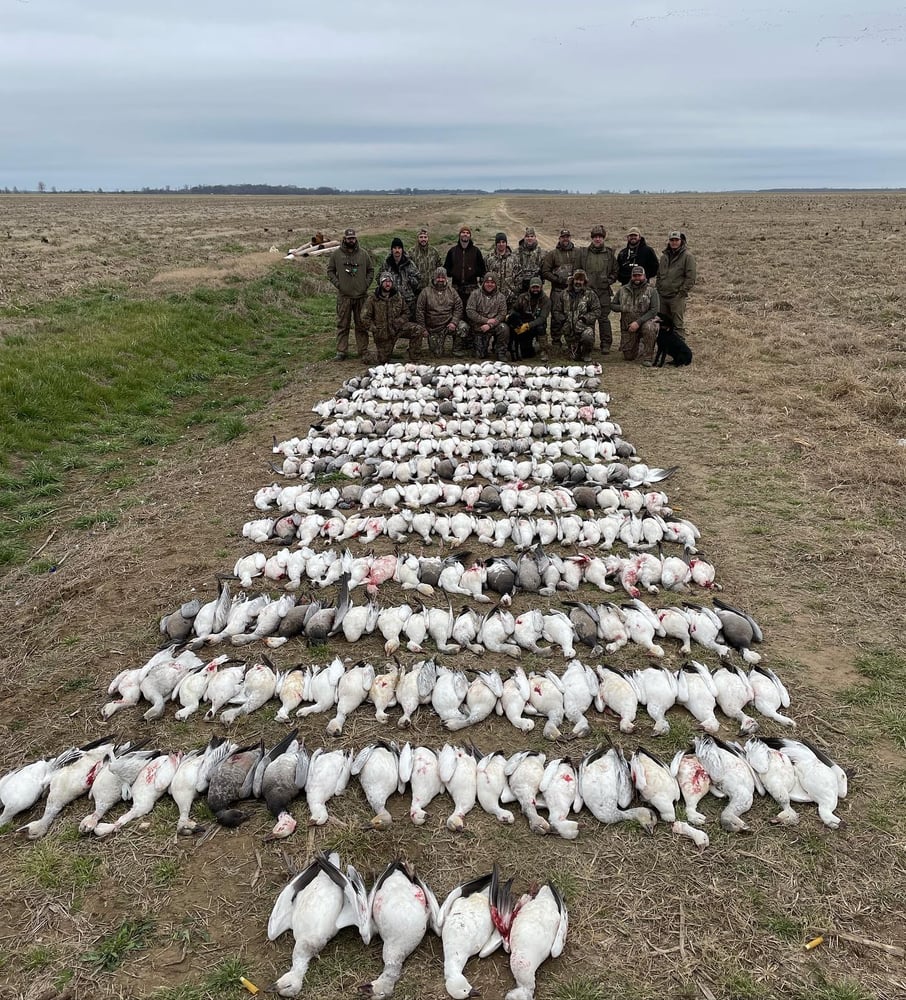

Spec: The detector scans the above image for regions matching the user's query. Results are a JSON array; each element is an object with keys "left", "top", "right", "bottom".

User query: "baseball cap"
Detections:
[
  {"left": 626, "top": 227, "right": 641, "bottom": 237},
  {"left": 524, "top": 227, "right": 536, "bottom": 237},
  {"left": 529, "top": 275, "right": 543, "bottom": 288},
  {"left": 668, "top": 231, "right": 682, "bottom": 239},
  {"left": 631, "top": 265, "right": 646, "bottom": 275},
  {"left": 344, "top": 228, "right": 357, "bottom": 238},
  {"left": 559, "top": 228, "right": 571, "bottom": 237},
  {"left": 590, "top": 225, "right": 606, "bottom": 237}
]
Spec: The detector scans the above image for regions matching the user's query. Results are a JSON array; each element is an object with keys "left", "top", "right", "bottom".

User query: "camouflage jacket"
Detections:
[
  {"left": 485, "top": 247, "right": 523, "bottom": 304},
  {"left": 541, "top": 242, "right": 581, "bottom": 290},
  {"left": 415, "top": 283, "right": 464, "bottom": 330},
  {"left": 611, "top": 280, "right": 660, "bottom": 324},
  {"left": 552, "top": 283, "right": 600, "bottom": 332},
  {"left": 516, "top": 238, "right": 544, "bottom": 287},
  {"left": 409, "top": 244, "right": 442, "bottom": 291},
  {"left": 382, "top": 253, "right": 421, "bottom": 311},
  {"left": 362, "top": 287, "right": 408, "bottom": 338}
]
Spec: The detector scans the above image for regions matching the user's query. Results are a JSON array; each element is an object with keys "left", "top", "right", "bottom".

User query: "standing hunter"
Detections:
[
  {"left": 542, "top": 228, "right": 581, "bottom": 349},
  {"left": 516, "top": 226, "right": 544, "bottom": 292},
  {"left": 444, "top": 225, "right": 487, "bottom": 312},
  {"left": 657, "top": 231, "right": 697, "bottom": 338},
  {"left": 409, "top": 226, "right": 441, "bottom": 295},
  {"left": 326, "top": 227, "right": 374, "bottom": 361},
  {"left": 383, "top": 237, "right": 421, "bottom": 320},
  {"left": 579, "top": 224, "right": 618, "bottom": 353},
  {"left": 485, "top": 232, "right": 523, "bottom": 307},
  {"left": 616, "top": 226, "right": 659, "bottom": 285}
]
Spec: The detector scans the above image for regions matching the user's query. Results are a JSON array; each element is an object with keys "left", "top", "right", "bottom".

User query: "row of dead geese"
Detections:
[
  {"left": 268, "top": 854, "right": 565, "bottom": 998},
  {"left": 1, "top": 732, "right": 847, "bottom": 848},
  {"left": 252, "top": 481, "right": 672, "bottom": 519},
  {"left": 153, "top": 578, "right": 749, "bottom": 661},
  {"left": 240, "top": 507, "right": 702, "bottom": 555},
  {"left": 231, "top": 546, "right": 715, "bottom": 599},
  {"left": 104, "top": 638, "right": 787, "bottom": 735}
]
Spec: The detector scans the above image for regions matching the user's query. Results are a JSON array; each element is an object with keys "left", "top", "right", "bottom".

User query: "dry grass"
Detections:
[{"left": 1, "top": 193, "right": 905, "bottom": 1000}]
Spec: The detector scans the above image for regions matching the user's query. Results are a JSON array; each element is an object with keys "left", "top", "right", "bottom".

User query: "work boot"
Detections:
[{"left": 333, "top": 352, "right": 347, "bottom": 361}]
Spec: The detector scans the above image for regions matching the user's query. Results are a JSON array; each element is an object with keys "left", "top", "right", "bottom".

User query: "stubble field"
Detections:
[{"left": 0, "top": 192, "right": 904, "bottom": 1000}]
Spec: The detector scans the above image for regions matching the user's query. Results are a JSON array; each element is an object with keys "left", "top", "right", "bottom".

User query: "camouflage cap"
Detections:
[
  {"left": 524, "top": 226, "right": 536, "bottom": 237},
  {"left": 418, "top": 226, "right": 429, "bottom": 235},
  {"left": 482, "top": 272, "right": 498, "bottom": 283},
  {"left": 529, "top": 274, "right": 543, "bottom": 288},
  {"left": 379, "top": 271, "right": 394, "bottom": 283},
  {"left": 631, "top": 264, "right": 646, "bottom": 275},
  {"left": 668, "top": 230, "right": 682, "bottom": 239},
  {"left": 433, "top": 266, "right": 448, "bottom": 279},
  {"left": 572, "top": 269, "right": 588, "bottom": 282},
  {"left": 590, "top": 225, "right": 606, "bottom": 237}
]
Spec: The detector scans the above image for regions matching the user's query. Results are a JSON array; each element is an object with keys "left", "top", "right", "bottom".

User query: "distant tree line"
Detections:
[{"left": 0, "top": 184, "right": 572, "bottom": 196}]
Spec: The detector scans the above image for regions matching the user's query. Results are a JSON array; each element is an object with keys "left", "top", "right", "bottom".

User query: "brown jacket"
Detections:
[
  {"left": 416, "top": 282, "right": 464, "bottom": 329},
  {"left": 362, "top": 287, "right": 408, "bottom": 339}
]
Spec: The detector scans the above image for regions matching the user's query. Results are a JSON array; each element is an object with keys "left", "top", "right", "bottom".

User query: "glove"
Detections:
[{"left": 516, "top": 323, "right": 530, "bottom": 335}]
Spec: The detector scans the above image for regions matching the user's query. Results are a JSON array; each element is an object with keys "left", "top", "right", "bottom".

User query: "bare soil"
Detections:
[{"left": 0, "top": 194, "right": 904, "bottom": 1000}]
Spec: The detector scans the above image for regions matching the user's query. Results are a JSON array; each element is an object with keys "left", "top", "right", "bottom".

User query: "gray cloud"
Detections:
[{"left": 2, "top": 1, "right": 904, "bottom": 191}]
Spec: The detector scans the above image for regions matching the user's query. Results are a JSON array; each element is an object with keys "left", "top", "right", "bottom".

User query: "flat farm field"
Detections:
[{"left": 0, "top": 193, "right": 904, "bottom": 1000}]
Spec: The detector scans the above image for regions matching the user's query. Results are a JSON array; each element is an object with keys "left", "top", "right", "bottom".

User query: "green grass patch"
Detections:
[
  {"left": 20, "top": 842, "right": 101, "bottom": 891},
  {"left": 842, "top": 647, "right": 906, "bottom": 748},
  {"left": 151, "top": 957, "right": 248, "bottom": 999},
  {"left": 0, "top": 266, "right": 333, "bottom": 568},
  {"left": 83, "top": 916, "right": 154, "bottom": 972},
  {"left": 22, "top": 944, "right": 57, "bottom": 972}
]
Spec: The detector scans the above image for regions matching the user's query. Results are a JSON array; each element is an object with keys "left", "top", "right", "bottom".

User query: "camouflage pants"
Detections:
[
  {"left": 471, "top": 323, "right": 511, "bottom": 361},
  {"left": 374, "top": 322, "right": 424, "bottom": 364},
  {"left": 564, "top": 324, "right": 595, "bottom": 362},
  {"left": 426, "top": 320, "right": 470, "bottom": 357},
  {"left": 659, "top": 294, "right": 688, "bottom": 336},
  {"left": 336, "top": 294, "right": 368, "bottom": 357},
  {"left": 619, "top": 318, "right": 659, "bottom": 363}
]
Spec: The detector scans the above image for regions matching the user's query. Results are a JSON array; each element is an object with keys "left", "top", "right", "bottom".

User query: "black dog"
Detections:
[{"left": 653, "top": 314, "right": 693, "bottom": 367}]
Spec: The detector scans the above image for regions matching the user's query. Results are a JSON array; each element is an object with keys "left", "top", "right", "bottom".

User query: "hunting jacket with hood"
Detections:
[
  {"left": 466, "top": 286, "right": 508, "bottom": 328},
  {"left": 444, "top": 240, "right": 487, "bottom": 290},
  {"left": 416, "top": 279, "right": 464, "bottom": 330},
  {"left": 541, "top": 242, "right": 581, "bottom": 290},
  {"left": 579, "top": 242, "right": 618, "bottom": 301},
  {"left": 553, "top": 279, "right": 600, "bottom": 333},
  {"left": 611, "top": 280, "right": 660, "bottom": 325},
  {"left": 656, "top": 239, "right": 697, "bottom": 299},
  {"left": 616, "top": 238, "right": 659, "bottom": 284},
  {"left": 327, "top": 243, "right": 374, "bottom": 298},
  {"left": 363, "top": 285, "right": 408, "bottom": 339}
]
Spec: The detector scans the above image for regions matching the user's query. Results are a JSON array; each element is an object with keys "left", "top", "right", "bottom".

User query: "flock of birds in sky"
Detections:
[{"left": 0, "top": 360, "right": 851, "bottom": 998}]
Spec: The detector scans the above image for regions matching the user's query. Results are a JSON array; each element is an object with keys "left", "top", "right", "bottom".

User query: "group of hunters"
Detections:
[{"left": 325, "top": 223, "right": 697, "bottom": 366}]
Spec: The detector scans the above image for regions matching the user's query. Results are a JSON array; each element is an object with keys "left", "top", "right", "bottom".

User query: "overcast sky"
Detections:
[{"left": 3, "top": 1, "right": 904, "bottom": 192}]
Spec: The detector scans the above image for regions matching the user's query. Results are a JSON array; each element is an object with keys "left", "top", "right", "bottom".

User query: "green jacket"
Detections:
[
  {"left": 327, "top": 244, "right": 374, "bottom": 298},
  {"left": 553, "top": 282, "right": 600, "bottom": 332},
  {"left": 657, "top": 242, "right": 697, "bottom": 298},
  {"left": 541, "top": 242, "right": 581, "bottom": 290},
  {"left": 579, "top": 243, "right": 618, "bottom": 299},
  {"left": 410, "top": 244, "right": 442, "bottom": 291}
]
